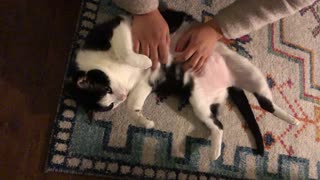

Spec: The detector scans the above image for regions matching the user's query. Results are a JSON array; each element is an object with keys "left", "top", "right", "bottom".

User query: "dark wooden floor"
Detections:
[{"left": 0, "top": 0, "right": 108, "bottom": 179}]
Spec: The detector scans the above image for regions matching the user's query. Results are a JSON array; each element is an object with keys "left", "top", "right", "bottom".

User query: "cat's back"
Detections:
[{"left": 82, "top": 16, "right": 124, "bottom": 51}]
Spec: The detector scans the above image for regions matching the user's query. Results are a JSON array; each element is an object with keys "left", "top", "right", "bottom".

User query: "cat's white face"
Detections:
[{"left": 73, "top": 69, "right": 128, "bottom": 111}]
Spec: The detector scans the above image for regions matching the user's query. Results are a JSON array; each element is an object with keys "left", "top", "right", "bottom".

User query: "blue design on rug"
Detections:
[{"left": 47, "top": 97, "right": 318, "bottom": 179}]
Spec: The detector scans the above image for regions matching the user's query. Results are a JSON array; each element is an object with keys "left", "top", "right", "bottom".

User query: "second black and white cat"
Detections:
[{"left": 71, "top": 10, "right": 299, "bottom": 160}]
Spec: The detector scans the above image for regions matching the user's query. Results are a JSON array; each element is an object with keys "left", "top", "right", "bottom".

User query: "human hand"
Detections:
[
  {"left": 174, "top": 19, "right": 223, "bottom": 74},
  {"left": 132, "top": 9, "right": 170, "bottom": 70}
]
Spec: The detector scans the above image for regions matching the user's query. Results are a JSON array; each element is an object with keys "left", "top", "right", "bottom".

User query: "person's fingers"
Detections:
[
  {"left": 150, "top": 45, "right": 159, "bottom": 70},
  {"left": 194, "top": 57, "right": 205, "bottom": 73},
  {"left": 158, "top": 38, "right": 169, "bottom": 64},
  {"left": 140, "top": 42, "right": 150, "bottom": 57},
  {"left": 189, "top": 52, "right": 202, "bottom": 71},
  {"left": 182, "top": 60, "right": 194, "bottom": 72},
  {"left": 174, "top": 46, "right": 196, "bottom": 63},
  {"left": 194, "top": 58, "right": 208, "bottom": 76},
  {"left": 133, "top": 37, "right": 140, "bottom": 53},
  {"left": 195, "top": 68, "right": 205, "bottom": 76},
  {"left": 166, "top": 33, "right": 170, "bottom": 44},
  {"left": 182, "top": 52, "right": 200, "bottom": 71},
  {"left": 193, "top": 57, "right": 203, "bottom": 72},
  {"left": 175, "top": 31, "right": 190, "bottom": 52}
]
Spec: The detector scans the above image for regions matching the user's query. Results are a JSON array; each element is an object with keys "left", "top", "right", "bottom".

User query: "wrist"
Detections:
[
  {"left": 205, "top": 19, "right": 223, "bottom": 40},
  {"left": 133, "top": 9, "right": 159, "bottom": 18}
]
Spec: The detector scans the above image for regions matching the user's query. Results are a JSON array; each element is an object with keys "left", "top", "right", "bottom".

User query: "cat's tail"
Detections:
[{"left": 228, "top": 87, "right": 264, "bottom": 156}]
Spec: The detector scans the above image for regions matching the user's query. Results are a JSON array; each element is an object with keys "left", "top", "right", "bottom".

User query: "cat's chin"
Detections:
[
  {"left": 104, "top": 102, "right": 122, "bottom": 111},
  {"left": 99, "top": 100, "right": 124, "bottom": 111},
  {"left": 112, "top": 101, "right": 123, "bottom": 109},
  {"left": 100, "top": 102, "right": 114, "bottom": 111}
]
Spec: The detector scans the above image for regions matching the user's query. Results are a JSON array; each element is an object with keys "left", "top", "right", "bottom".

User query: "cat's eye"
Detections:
[{"left": 105, "top": 87, "right": 112, "bottom": 94}]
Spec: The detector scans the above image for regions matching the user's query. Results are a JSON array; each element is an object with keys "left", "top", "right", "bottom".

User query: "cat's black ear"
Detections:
[
  {"left": 73, "top": 71, "right": 89, "bottom": 89},
  {"left": 72, "top": 70, "right": 85, "bottom": 82}
]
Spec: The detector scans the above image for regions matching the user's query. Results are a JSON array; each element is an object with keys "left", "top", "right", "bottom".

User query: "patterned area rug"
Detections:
[{"left": 46, "top": 0, "right": 320, "bottom": 179}]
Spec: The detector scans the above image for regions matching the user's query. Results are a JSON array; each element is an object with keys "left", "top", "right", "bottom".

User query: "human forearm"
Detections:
[
  {"left": 215, "top": 0, "right": 314, "bottom": 39},
  {"left": 112, "top": 0, "right": 159, "bottom": 15}
]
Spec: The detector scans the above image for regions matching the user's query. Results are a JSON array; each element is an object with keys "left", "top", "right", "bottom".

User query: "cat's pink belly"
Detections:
[{"left": 193, "top": 52, "right": 233, "bottom": 96}]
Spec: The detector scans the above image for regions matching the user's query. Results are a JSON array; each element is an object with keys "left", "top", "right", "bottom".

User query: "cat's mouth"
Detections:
[{"left": 101, "top": 102, "right": 114, "bottom": 111}]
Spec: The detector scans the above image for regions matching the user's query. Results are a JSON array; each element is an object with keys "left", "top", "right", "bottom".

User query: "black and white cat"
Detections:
[{"left": 71, "top": 10, "right": 299, "bottom": 160}]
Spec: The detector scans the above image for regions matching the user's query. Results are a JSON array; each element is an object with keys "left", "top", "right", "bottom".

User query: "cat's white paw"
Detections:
[
  {"left": 145, "top": 120, "right": 155, "bottom": 129},
  {"left": 292, "top": 119, "right": 300, "bottom": 125},
  {"left": 172, "top": 148, "right": 184, "bottom": 158},
  {"left": 136, "top": 54, "right": 152, "bottom": 69},
  {"left": 210, "top": 131, "right": 223, "bottom": 160},
  {"left": 129, "top": 54, "right": 152, "bottom": 69},
  {"left": 133, "top": 111, "right": 155, "bottom": 128},
  {"left": 211, "top": 147, "right": 221, "bottom": 160}
]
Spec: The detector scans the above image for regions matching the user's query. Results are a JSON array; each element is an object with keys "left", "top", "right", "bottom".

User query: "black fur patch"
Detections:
[
  {"left": 228, "top": 87, "right": 264, "bottom": 156},
  {"left": 179, "top": 79, "right": 193, "bottom": 111},
  {"left": 210, "top": 104, "right": 223, "bottom": 130},
  {"left": 72, "top": 69, "right": 111, "bottom": 111},
  {"left": 254, "top": 93, "right": 275, "bottom": 113},
  {"left": 213, "top": 119, "right": 223, "bottom": 130},
  {"left": 160, "top": 10, "right": 193, "bottom": 33},
  {"left": 210, "top": 104, "right": 219, "bottom": 116},
  {"left": 153, "top": 10, "right": 194, "bottom": 107},
  {"left": 153, "top": 64, "right": 193, "bottom": 110},
  {"left": 86, "top": 69, "right": 110, "bottom": 86},
  {"left": 83, "top": 16, "right": 123, "bottom": 50}
]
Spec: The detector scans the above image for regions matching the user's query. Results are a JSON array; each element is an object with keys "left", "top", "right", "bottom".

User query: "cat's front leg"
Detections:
[
  {"left": 111, "top": 19, "right": 152, "bottom": 69},
  {"left": 126, "top": 80, "right": 154, "bottom": 128}
]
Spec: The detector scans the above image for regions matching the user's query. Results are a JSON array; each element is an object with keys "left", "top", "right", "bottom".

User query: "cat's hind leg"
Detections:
[
  {"left": 254, "top": 92, "right": 300, "bottom": 125},
  {"left": 232, "top": 68, "right": 299, "bottom": 125},
  {"left": 233, "top": 71, "right": 299, "bottom": 125},
  {"left": 216, "top": 42, "right": 299, "bottom": 125},
  {"left": 189, "top": 90, "right": 226, "bottom": 160},
  {"left": 111, "top": 18, "right": 152, "bottom": 69}
]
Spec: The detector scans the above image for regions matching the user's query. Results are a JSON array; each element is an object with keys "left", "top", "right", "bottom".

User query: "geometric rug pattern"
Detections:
[{"left": 46, "top": 0, "right": 320, "bottom": 179}]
